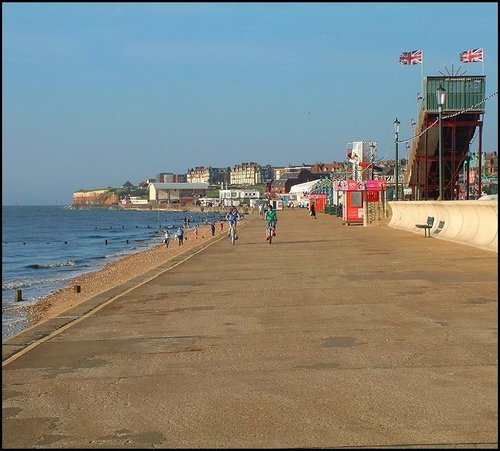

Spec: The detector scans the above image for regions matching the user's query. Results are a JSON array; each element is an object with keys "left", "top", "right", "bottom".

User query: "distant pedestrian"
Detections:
[
  {"left": 163, "top": 230, "right": 170, "bottom": 248},
  {"left": 309, "top": 201, "right": 317, "bottom": 219},
  {"left": 176, "top": 227, "right": 184, "bottom": 245},
  {"left": 210, "top": 221, "right": 216, "bottom": 236}
]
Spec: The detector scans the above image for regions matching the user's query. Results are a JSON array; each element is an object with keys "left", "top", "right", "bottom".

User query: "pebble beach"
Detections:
[{"left": 10, "top": 223, "right": 222, "bottom": 334}]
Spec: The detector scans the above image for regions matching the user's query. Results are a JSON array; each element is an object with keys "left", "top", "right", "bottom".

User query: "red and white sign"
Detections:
[
  {"left": 365, "top": 180, "right": 380, "bottom": 190},
  {"left": 347, "top": 180, "right": 359, "bottom": 191}
]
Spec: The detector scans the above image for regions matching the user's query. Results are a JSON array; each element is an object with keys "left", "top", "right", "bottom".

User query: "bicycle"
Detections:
[
  {"left": 226, "top": 207, "right": 241, "bottom": 245},
  {"left": 228, "top": 222, "right": 237, "bottom": 245},
  {"left": 266, "top": 221, "right": 276, "bottom": 244}
]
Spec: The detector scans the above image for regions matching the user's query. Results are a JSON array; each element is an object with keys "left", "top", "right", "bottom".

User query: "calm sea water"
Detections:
[{"left": 2, "top": 205, "right": 223, "bottom": 340}]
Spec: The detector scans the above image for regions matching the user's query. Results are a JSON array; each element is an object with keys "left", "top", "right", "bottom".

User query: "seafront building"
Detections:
[
  {"left": 148, "top": 182, "right": 209, "bottom": 206},
  {"left": 72, "top": 149, "right": 497, "bottom": 208},
  {"left": 187, "top": 167, "right": 215, "bottom": 184},
  {"left": 229, "top": 162, "right": 264, "bottom": 186},
  {"left": 267, "top": 169, "right": 321, "bottom": 196},
  {"left": 186, "top": 166, "right": 230, "bottom": 186}
]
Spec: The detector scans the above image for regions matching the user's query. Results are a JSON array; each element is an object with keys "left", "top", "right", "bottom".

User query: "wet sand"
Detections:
[{"left": 13, "top": 224, "right": 223, "bottom": 332}]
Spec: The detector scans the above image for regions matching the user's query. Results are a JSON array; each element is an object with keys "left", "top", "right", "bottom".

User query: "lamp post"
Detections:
[
  {"left": 470, "top": 152, "right": 477, "bottom": 198},
  {"left": 393, "top": 118, "right": 400, "bottom": 200},
  {"left": 369, "top": 142, "right": 376, "bottom": 180},
  {"left": 416, "top": 92, "right": 423, "bottom": 121},
  {"left": 436, "top": 85, "right": 446, "bottom": 200}
]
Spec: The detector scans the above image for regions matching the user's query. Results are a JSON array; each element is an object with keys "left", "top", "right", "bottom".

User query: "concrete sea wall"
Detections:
[{"left": 388, "top": 200, "right": 498, "bottom": 252}]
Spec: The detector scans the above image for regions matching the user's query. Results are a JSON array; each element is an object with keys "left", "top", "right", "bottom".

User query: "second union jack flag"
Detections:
[
  {"left": 399, "top": 49, "right": 423, "bottom": 66},
  {"left": 459, "top": 48, "right": 483, "bottom": 63}
]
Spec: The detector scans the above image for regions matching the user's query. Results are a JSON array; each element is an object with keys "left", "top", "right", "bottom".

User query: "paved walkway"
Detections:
[{"left": 3, "top": 209, "right": 498, "bottom": 448}]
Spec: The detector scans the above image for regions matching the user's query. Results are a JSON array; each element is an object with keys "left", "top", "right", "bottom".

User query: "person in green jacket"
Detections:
[{"left": 265, "top": 204, "right": 278, "bottom": 241}]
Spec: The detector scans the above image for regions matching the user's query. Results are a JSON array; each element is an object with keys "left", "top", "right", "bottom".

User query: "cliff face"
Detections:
[{"left": 72, "top": 190, "right": 118, "bottom": 206}]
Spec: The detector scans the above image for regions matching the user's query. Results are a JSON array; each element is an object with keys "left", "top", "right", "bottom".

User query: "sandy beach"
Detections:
[{"left": 11, "top": 223, "right": 224, "bottom": 333}]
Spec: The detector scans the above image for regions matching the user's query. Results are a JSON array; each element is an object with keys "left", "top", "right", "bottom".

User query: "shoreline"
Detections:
[
  {"left": 69, "top": 204, "right": 222, "bottom": 212},
  {"left": 69, "top": 203, "right": 254, "bottom": 215},
  {"left": 7, "top": 223, "right": 223, "bottom": 339}
]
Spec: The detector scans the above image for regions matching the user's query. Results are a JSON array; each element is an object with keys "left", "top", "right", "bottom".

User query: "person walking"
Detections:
[
  {"left": 309, "top": 201, "right": 317, "bottom": 219},
  {"left": 258, "top": 203, "right": 264, "bottom": 219},
  {"left": 163, "top": 229, "right": 171, "bottom": 248},
  {"left": 210, "top": 221, "right": 216, "bottom": 236},
  {"left": 176, "top": 227, "right": 184, "bottom": 246},
  {"left": 337, "top": 202, "right": 343, "bottom": 218}
]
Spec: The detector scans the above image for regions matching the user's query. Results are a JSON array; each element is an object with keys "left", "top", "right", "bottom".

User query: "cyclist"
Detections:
[
  {"left": 265, "top": 204, "right": 277, "bottom": 241},
  {"left": 225, "top": 206, "right": 241, "bottom": 241}
]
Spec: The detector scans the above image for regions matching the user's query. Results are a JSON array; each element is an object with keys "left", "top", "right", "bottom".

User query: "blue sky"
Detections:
[{"left": 2, "top": 2, "right": 498, "bottom": 205}]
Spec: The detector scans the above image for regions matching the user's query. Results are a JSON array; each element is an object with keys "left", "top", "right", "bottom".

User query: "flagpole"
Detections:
[
  {"left": 420, "top": 50, "right": 424, "bottom": 123},
  {"left": 421, "top": 49, "right": 424, "bottom": 85}
]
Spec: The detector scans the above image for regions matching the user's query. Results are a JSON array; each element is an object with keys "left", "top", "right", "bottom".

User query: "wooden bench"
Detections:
[{"left": 415, "top": 216, "right": 434, "bottom": 237}]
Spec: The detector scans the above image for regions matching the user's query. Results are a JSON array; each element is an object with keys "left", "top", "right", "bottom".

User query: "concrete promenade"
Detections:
[{"left": 2, "top": 209, "right": 498, "bottom": 448}]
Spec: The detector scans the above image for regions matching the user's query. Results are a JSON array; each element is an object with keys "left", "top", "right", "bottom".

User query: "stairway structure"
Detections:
[{"left": 404, "top": 76, "right": 486, "bottom": 200}]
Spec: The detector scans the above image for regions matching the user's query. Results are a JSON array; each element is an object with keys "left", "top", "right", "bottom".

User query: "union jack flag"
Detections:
[
  {"left": 459, "top": 48, "right": 483, "bottom": 63},
  {"left": 399, "top": 49, "right": 423, "bottom": 66}
]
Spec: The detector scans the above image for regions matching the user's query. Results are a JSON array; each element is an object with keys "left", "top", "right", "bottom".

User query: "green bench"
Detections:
[{"left": 415, "top": 216, "right": 434, "bottom": 237}]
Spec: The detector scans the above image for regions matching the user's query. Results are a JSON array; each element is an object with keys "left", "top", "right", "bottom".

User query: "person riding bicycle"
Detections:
[
  {"left": 225, "top": 206, "right": 241, "bottom": 240},
  {"left": 265, "top": 204, "right": 277, "bottom": 241}
]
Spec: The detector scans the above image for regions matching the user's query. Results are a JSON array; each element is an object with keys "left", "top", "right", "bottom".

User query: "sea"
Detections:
[{"left": 2, "top": 205, "right": 223, "bottom": 341}]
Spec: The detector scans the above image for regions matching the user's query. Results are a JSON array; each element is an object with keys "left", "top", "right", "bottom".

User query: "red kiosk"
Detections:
[
  {"left": 309, "top": 193, "right": 327, "bottom": 213},
  {"left": 338, "top": 179, "right": 387, "bottom": 225},
  {"left": 336, "top": 179, "right": 387, "bottom": 226},
  {"left": 343, "top": 179, "right": 364, "bottom": 225}
]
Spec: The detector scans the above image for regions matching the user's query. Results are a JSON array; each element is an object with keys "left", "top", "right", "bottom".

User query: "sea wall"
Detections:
[{"left": 388, "top": 200, "right": 498, "bottom": 252}]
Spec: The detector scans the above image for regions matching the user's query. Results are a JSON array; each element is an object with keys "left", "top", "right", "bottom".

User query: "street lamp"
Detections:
[
  {"left": 436, "top": 85, "right": 446, "bottom": 200},
  {"left": 369, "top": 142, "right": 376, "bottom": 180},
  {"left": 393, "top": 118, "right": 400, "bottom": 200}
]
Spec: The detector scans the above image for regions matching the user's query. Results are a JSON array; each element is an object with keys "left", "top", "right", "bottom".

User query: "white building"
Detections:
[
  {"left": 230, "top": 162, "right": 262, "bottom": 186},
  {"left": 148, "top": 182, "right": 209, "bottom": 205},
  {"left": 187, "top": 167, "right": 211, "bottom": 184},
  {"left": 129, "top": 196, "right": 149, "bottom": 205},
  {"left": 288, "top": 180, "right": 321, "bottom": 207},
  {"left": 219, "top": 189, "right": 262, "bottom": 206}
]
